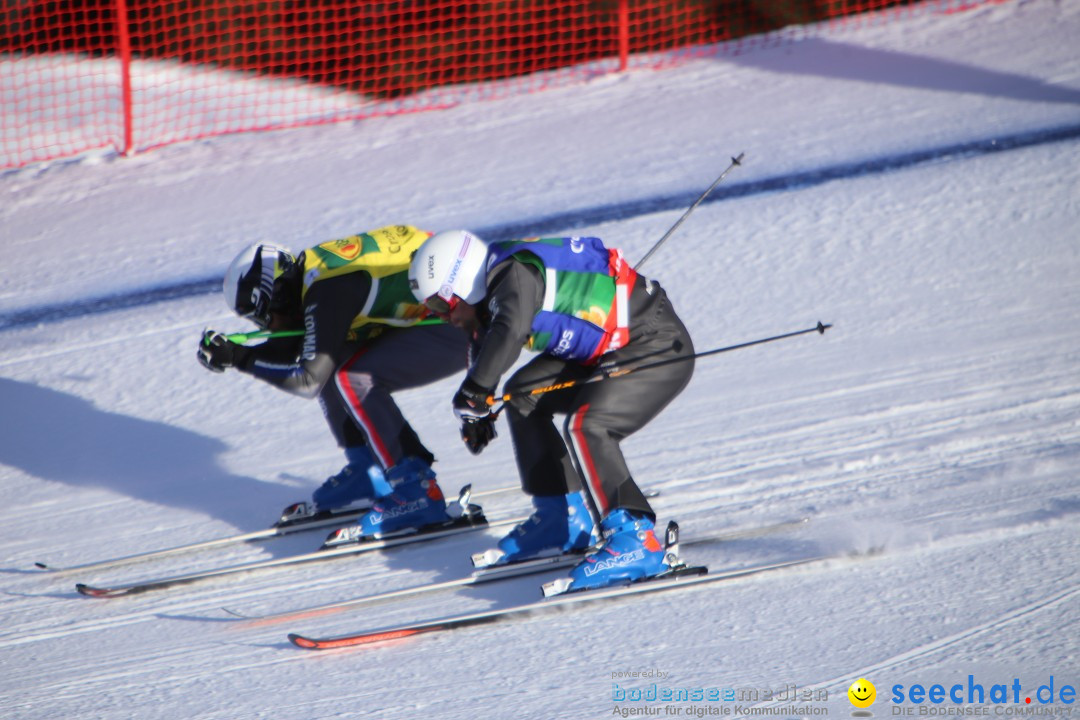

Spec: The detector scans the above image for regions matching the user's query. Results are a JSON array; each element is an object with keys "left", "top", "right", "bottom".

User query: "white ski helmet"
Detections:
[
  {"left": 222, "top": 243, "right": 296, "bottom": 328},
  {"left": 408, "top": 230, "right": 490, "bottom": 309}
]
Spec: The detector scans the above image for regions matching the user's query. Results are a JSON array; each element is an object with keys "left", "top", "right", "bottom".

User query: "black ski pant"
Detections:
[
  {"left": 321, "top": 323, "right": 468, "bottom": 469},
  {"left": 503, "top": 283, "right": 694, "bottom": 522}
]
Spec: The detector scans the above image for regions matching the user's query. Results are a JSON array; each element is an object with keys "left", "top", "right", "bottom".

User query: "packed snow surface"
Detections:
[{"left": 1, "top": 1, "right": 1078, "bottom": 718}]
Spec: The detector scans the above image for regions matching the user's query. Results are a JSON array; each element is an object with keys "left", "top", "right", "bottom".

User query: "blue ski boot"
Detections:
[
  {"left": 559, "top": 509, "right": 669, "bottom": 592},
  {"left": 353, "top": 457, "right": 450, "bottom": 537},
  {"left": 475, "top": 492, "right": 598, "bottom": 567},
  {"left": 311, "top": 446, "right": 393, "bottom": 512}
]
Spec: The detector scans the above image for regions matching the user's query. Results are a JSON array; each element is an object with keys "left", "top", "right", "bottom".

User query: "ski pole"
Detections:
[
  {"left": 487, "top": 321, "right": 831, "bottom": 409},
  {"left": 224, "top": 329, "right": 303, "bottom": 344},
  {"left": 222, "top": 318, "right": 446, "bottom": 345},
  {"left": 635, "top": 152, "right": 745, "bottom": 270}
]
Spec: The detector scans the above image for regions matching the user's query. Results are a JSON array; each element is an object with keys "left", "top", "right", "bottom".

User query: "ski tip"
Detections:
[
  {"left": 288, "top": 633, "right": 320, "bottom": 650},
  {"left": 76, "top": 582, "right": 132, "bottom": 598},
  {"left": 75, "top": 583, "right": 116, "bottom": 598},
  {"left": 288, "top": 627, "right": 426, "bottom": 650}
]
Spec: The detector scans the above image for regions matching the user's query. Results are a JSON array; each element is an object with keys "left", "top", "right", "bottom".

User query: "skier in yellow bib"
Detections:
[{"left": 197, "top": 225, "right": 468, "bottom": 535}]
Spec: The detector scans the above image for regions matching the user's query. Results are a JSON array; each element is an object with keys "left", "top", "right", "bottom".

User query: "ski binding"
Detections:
[
  {"left": 541, "top": 520, "right": 704, "bottom": 598},
  {"left": 321, "top": 485, "right": 485, "bottom": 548}
]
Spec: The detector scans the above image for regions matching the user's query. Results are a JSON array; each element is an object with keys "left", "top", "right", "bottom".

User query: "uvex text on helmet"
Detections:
[{"left": 408, "top": 230, "right": 490, "bottom": 306}]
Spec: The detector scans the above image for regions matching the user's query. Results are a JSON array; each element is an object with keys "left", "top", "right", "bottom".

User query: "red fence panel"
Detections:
[{"left": 2, "top": 0, "right": 984, "bottom": 169}]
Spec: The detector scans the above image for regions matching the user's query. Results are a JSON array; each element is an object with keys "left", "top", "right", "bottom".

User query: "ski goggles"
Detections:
[{"left": 422, "top": 292, "right": 460, "bottom": 317}]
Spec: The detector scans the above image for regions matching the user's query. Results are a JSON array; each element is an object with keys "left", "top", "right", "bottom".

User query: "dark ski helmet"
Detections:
[{"left": 222, "top": 244, "right": 296, "bottom": 328}]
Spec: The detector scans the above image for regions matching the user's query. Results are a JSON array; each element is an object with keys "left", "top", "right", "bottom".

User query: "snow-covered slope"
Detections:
[{"left": 1, "top": 1, "right": 1078, "bottom": 718}]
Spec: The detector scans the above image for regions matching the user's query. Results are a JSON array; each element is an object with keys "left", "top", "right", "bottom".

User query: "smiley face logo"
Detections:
[{"left": 848, "top": 678, "right": 876, "bottom": 708}]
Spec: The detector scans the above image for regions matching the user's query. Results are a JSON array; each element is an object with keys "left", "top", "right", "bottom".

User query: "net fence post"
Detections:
[
  {"left": 618, "top": 0, "right": 630, "bottom": 71},
  {"left": 115, "top": 0, "right": 135, "bottom": 156}
]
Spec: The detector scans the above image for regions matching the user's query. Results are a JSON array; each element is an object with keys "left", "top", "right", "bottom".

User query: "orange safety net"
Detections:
[{"left": 1, "top": 0, "right": 981, "bottom": 168}]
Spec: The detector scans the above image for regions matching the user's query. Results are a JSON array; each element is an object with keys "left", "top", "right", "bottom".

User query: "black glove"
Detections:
[
  {"left": 453, "top": 378, "right": 496, "bottom": 454},
  {"left": 453, "top": 378, "right": 493, "bottom": 420},
  {"left": 460, "top": 416, "right": 497, "bottom": 455},
  {"left": 197, "top": 330, "right": 244, "bottom": 373}
]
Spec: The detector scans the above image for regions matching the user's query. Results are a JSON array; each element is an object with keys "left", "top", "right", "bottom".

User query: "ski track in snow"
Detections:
[
  {"left": 737, "top": 578, "right": 1080, "bottom": 718},
  {"left": 3, "top": 121, "right": 1079, "bottom": 333}
]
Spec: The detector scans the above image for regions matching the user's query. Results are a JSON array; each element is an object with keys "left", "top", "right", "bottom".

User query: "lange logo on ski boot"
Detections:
[
  {"left": 582, "top": 548, "right": 646, "bottom": 577},
  {"left": 367, "top": 497, "right": 430, "bottom": 524}
]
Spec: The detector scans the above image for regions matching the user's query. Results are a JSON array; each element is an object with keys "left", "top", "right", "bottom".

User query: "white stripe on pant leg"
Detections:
[
  {"left": 567, "top": 403, "right": 610, "bottom": 517},
  {"left": 335, "top": 360, "right": 394, "bottom": 469}
]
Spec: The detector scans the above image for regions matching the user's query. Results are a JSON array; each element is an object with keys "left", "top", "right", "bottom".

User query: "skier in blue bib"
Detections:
[{"left": 408, "top": 230, "right": 695, "bottom": 591}]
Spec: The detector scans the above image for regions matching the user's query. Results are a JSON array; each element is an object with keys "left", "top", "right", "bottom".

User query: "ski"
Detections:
[
  {"left": 35, "top": 485, "right": 659, "bottom": 575},
  {"left": 233, "top": 517, "right": 808, "bottom": 623},
  {"left": 225, "top": 552, "right": 586, "bottom": 623},
  {"left": 34, "top": 503, "right": 373, "bottom": 574},
  {"left": 287, "top": 554, "right": 833, "bottom": 650},
  {"left": 472, "top": 484, "right": 660, "bottom": 501},
  {"left": 75, "top": 491, "right": 515, "bottom": 598},
  {"left": 76, "top": 514, "right": 506, "bottom": 598}
]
